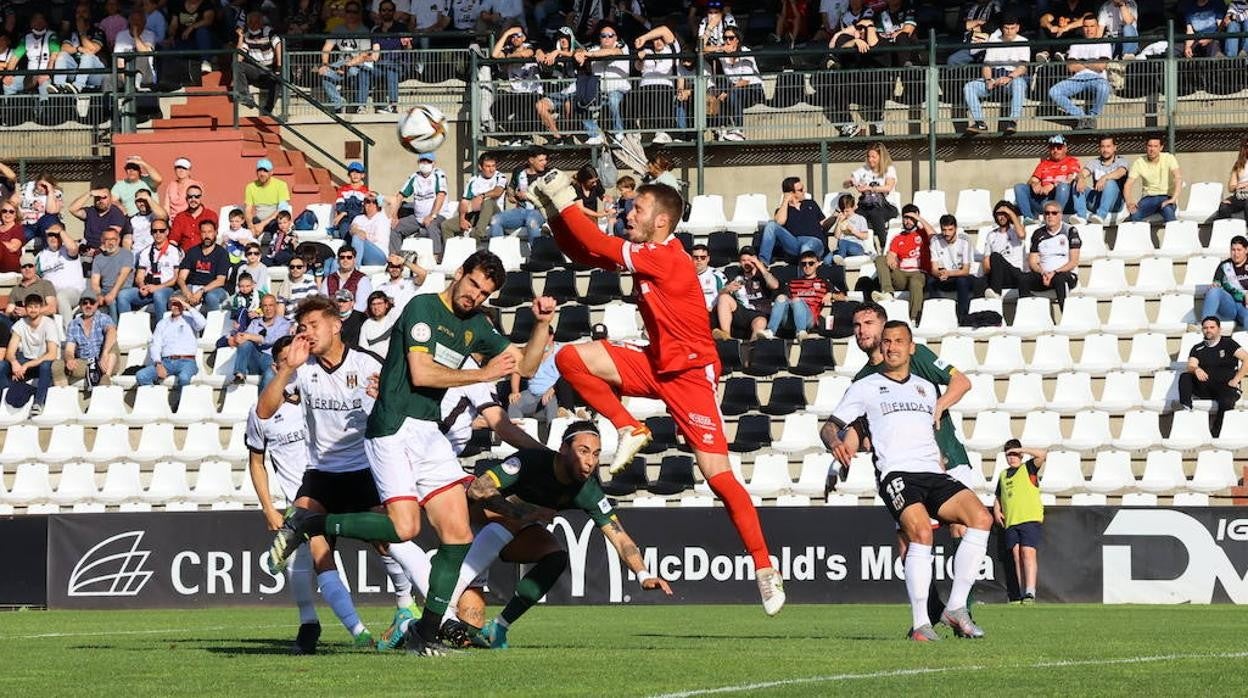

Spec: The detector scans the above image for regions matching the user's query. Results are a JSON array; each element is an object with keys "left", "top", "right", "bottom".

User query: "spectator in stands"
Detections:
[
  {"left": 533, "top": 29, "right": 578, "bottom": 145},
  {"left": 1205, "top": 235, "right": 1248, "bottom": 326},
  {"left": 577, "top": 21, "right": 631, "bottom": 145},
  {"left": 162, "top": 158, "right": 202, "bottom": 220},
  {"left": 963, "top": 14, "right": 1028, "bottom": 136},
  {"left": 1124, "top": 135, "right": 1182, "bottom": 223},
  {"left": 871, "top": 204, "right": 931, "bottom": 321},
  {"left": 118, "top": 219, "right": 181, "bottom": 318},
  {"left": 281, "top": 256, "right": 319, "bottom": 321},
  {"left": 137, "top": 295, "right": 203, "bottom": 388},
  {"left": 696, "top": 0, "right": 738, "bottom": 50},
  {"left": 1077, "top": 134, "right": 1128, "bottom": 224},
  {"left": 336, "top": 288, "right": 367, "bottom": 345},
  {"left": 491, "top": 146, "right": 548, "bottom": 239},
  {"left": 644, "top": 151, "right": 680, "bottom": 189},
  {"left": 1099, "top": 0, "right": 1139, "bottom": 57},
  {"left": 392, "top": 152, "right": 448, "bottom": 256},
  {"left": 143, "top": 0, "right": 169, "bottom": 42},
  {"left": 1028, "top": 201, "right": 1082, "bottom": 308},
  {"left": 632, "top": 25, "right": 684, "bottom": 144},
  {"left": 508, "top": 328, "right": 566, "bottom": 423},
  {"left": 169, "top": 184, "right": 215, "bottom": 251},
  {"left": 491, "top": 25, "right": 543, "bottom": 139},
  {"left": 713, "top": 246, "right": 780, "bottom": 341},
  {"left": 262, "top": 210, "right": 298, "bottom": 267},
  {"left": 1208, "top": 137, "right": 1248, "bottom": 223},
  {"left": 825, "top": 193, "right": 870, "bottom": 269},
  {"left": 609, "top": 175, "right": 637, "bottom": 238},
  {"left": 223, "top": 272, "right": 261, "bottom": 343},
  {"left": 59, "top": 289, "right": 120, "bottom": 388},
  {"left": 6, "top": 12, "right": 73, "bottom": 101},
  {"left": 112, "top": 156, "right": 163, "bottom": 216},
  {"left": 221, "top": 208, "right": 258, "bottom": 261},
  {"left": 91, "top": 226, "right": 134, "bottom": 320},
  {"left": 99, "top": 0, "right": 128, "bottom": 45},
  {"left": 928, "top": 214, "right": 977, "bottom": 323},
  {"left": 1013, "top": 135, "right": 1085, "bottom": 224},
  {"left": 38, "top": 224, "right": 86, "bottom": 321},
  {"left": 0, "top": 294, "right": 59, "bottom": 414},
  {"left": 873, "top": 0, "right": 920, "bottom": 67},
  {"left": 843, "top": 142, "right": 899, "bottom": 245},
  {"left": 359, "top": 289, "right": 399, "bottom": 357},
  {"left": 61, "top": 3, "right": 108, "bottom": 92},
  {"left": 166, "top": 0, "right": 218, "bottom": 75},
  {"left": 1180, "top": 316, "right": 1248, "bottom": 436},
  {"left": 947, "top": 0, "right": 1002, "bottom": 66},
  {"left": 376, "top": 254, "right": 423, "bottom": 308},
  {"left": 709, "top": 28, "right": 764, "bottom": 143},
  {"left": 68, "top": 183, "right": 131, "bottom": 254},
  {"left": 1184, "top": 0, "right": 1225, "bottom": 57},
  {"left": 573, "top": 167, "right": 611, "bottom": 223},
  {"left": 822, "top": 0, "right": 882, "bottom": 137},
  {"left": 229, "top": 293, "right": 292, "bottom": 388},
  {"left": 692, "top": 243, "right": 726, "bottom": 313},
  {"left": 127, "top": 189, "right": 167, "bottom": 252},
  {"left": 7, "top": 252, "right": 56, "bottom": 318},
  {"left": 113, "top": 8, "right": 157, "bottom": 89},
  {"left": 235, "top": 10, "right": 282, "bottom": 114},
  {"left": 370, "top": 1, "right": 411, "bottom": 114},
  {"left": 319, "top": 2, "right": 375, "bottom": 112},
  {"left": 993, "top": 438, "right": 1047, "bottom": 604},
  {"left": 982, "top": 200, "right": 1030, "bottom": 299},
  {"left": 347, "top": 193, "right": 392, "bottom": 265},
  {"left": 759, "top": 176, "right": 830, "bottom": 265},
  {"left": 176, "top": 219, "right": 231, "bottom": 311},
  {"left": 1049, "top": 14, "right": 1112, "bottom": 130},
  {"left": 244, "top": 158, "right": 291, "bottom": 236},
  {"left": 333, "top": 161, "right": 370, "bottom": 240},
  {"left": 767, "top": 249, "right": 842, "bottom": 341},
  {"left": 287, "top": 0, "right": 327, "bottom": 36},
  {"left": 1224, "top": 1, "right": 1248, "bottom": 56},
  {"left": 12, "top": 172, "right": 63, "bottom": 245},
  {"left": 440, "top": 152, "right": 506, "bottom": 242},
  {"left": 0, "top": 201, "right": 22, "bottom": 273},
  {"left": 236, "top": 243, "right": 272, "bottom": 294},
  {"left": 322, "top": 246, "right": 371, "bottom": 312}
]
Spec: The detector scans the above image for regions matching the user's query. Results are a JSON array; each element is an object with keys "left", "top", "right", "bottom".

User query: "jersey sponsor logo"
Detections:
[
  {"left": 881, "top": 400, "right": 933, "bottom": 416},
  {"left": 437, "top": 325, "right": 456, "bottom": 338},
  {"left": 502, "top": 456, "right": 521, "bottom": 475},
  {"left": 688, "top": 412, "right": 716, "bottom": 429},
  {"left": 433, "top": 343, "right": 465, "bottom": 368},
  {"left": 68, "top": 531, "right": 155, "bottom": 597},
  {"left": 307, "top": 396, "right": 363, "bottom": 411},
  {"left": 411, "top": 322, "right": 432, "bottom": 342},
  {"left": 933, "top": 357, "right": 950, "bottom": 370}
]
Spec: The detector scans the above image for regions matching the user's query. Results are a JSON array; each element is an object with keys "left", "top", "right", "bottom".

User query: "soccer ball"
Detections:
[{"left": 397, "top": 104, "right": 448, "bottom": 154}]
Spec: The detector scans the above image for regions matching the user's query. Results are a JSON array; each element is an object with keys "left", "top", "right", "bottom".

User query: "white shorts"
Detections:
[{"left": 365, "top": 417, "right": 473, "bottom": 505}]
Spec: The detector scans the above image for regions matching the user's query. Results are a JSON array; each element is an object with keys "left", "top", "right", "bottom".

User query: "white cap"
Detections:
[{"left": 174, "top": 157, "right": 192, "bottom": 169}]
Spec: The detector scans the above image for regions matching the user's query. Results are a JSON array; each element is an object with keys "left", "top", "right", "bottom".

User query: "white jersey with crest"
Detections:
[
  {"left": 830, "top": 371, "right": 943, "bottom": 478},
  {"left": 287, "top": 346, "right": 381, "bottom": 473},
  {"left": 244, "top": 401, "right": 310, "bottom": 501},
  {"left": 439, "top": 380, "right": 500, "bottom": 456}
]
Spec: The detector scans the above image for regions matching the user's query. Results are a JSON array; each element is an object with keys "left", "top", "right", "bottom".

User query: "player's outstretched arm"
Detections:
[
  {"left": 601, "top": 519, "right": 672, "bottom": 595},
  {"left": 933, "top": 370, "right": 971, "bottom": 426},
  {"left": 517, "top": 296, "right": 556, "bottom": 377},
  {"left": 530, "top": 170, "right": 628, "bottom": 269},
  {"left": 466, "top": 474, "right": 554, "bottom": 523},
  {"left": 480, "top": 405, "right": 546, "bottom": 451},
  {"left": 407, "top": 348, "right": 516, "bottom": 389}
]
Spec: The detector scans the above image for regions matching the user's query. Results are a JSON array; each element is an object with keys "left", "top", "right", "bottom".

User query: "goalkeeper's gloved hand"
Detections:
[{"left": 529, "top": 169, "right": 578, "bottom": 220}]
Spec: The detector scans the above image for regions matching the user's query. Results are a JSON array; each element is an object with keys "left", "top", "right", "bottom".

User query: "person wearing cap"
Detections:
[
  {"left": 6, "top": 253, "right": 56, "bottom": 320},
  {"left": 118, "top": 218, "right": 182, "bottom": 318},
  {"left": 244, "top": 158, "right": 291, "bottom": 236},
  {"left": 993, "top": 439, "right": 1047, "bottom": 604},
  {"left": 90, "top": 225, "right": 135, "bottom": 321},
  {"left": 235, "top": 10, "right": 282, "bottom": 115},
  {"left": 229, "top": 293, "right": 293, "bottom": 388},
  {"left": 137, "top": 294, "right": 204, "bottom": 388},
  {"left": 321, "top": 246, "right": 372, "bottom": 313},
  {"left": 0, "top": 198, "right": 23, "bottom": 273},
  {"left": 176, "top": 218, "right": 231, "bottom": 311},
  {"left": 1012, "top": 134, "right": 1085, "bottom": 225},
  {"left": 169, "top": 184, "right": 217, "bottom": 251},
  {"left": 37, "top": 222, "right": 87, "bottom": 321},
  {"left": 963, "top": 14, "right": 1029, "bottom": 137},
  {"left": 333, "top": 162, "right": 370, "bottom": 240},
  {"left": 1124, "top": 133, "right": 1183, "bottom": 224},
  {"left": 67, "top": 178, "right": 132, "bottom": 253},
  {"left": 347, "top": 192, "right": 392, "bottom": 265},
  {"left": 111, "top": 155, "right": 164, "bottom": 216},
  {"left": 0, "top": 294, "right": 60, "bottom": 414},
  {"left": 334, "top": 288, "right": 367, "bottom": 345},
  {"left": 376, "top": 253, "right": 425, "bottom": 309},
  {"left": 57, "top": 288, "right": 120, "bottom": 388},
  {"left": 391, "top": 152, "right": 448, "bottom": 257},
  {"left": 162, "top": 157, "right": 204, "bottom": 219}
]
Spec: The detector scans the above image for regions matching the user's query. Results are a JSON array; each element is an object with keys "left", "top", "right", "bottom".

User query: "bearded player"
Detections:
[{"left": 529, "top": 172, "right": 784, "bottom": 615}]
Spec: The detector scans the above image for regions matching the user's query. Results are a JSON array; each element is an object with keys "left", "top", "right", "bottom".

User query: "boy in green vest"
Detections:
[{"left": 993, "top": 438, "right": 1048, "bottom": 604}]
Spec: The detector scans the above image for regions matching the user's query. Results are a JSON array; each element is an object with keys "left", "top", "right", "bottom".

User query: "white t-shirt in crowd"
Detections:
[
  {"left": 588, "top": 43, "right": 631, "bottom": 93},
  {"left": 350, "top": 210, "right": 392, "bottom": 251},
  {"left": 1066, "top": 41, "right": 1113, "bottom": 78},
  {"left": 984, "top": 225, "right": 1026, "bottom": 271},
  {"left": 982, "top": 30, "right": 1029, "bottom": 71},
  {"left": 37, "top": 247, "right": 86, "bottom": 293}
]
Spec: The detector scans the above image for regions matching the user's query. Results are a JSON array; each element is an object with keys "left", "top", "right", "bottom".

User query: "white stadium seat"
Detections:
[
  {"left": 180, "top": 422, "right": 223, "bottom": 462},
  {"left": 86, "top": 423, "right": 133, "bottom": 463},
  {"left": 914, "top": 299, "right": 959, "bottom": 339},
  {"left": 1107, "top": 221, "right": 1154, "bottom": 261},
  {"left": 1019, "top": 410, "right": 1063, "bottom": 449},
  {"left": 0, "top": 390, "right": 31, "bottom": 426},
  {"left": 838, "top": 453, "right": 878, "bottom": 495},
  {"left": 680, "top": 194, "right": 729, "bottom": 235},
  {"left": 51, "top": 461, "right": 99, "bottom": 506},
  {"left": 42, "top": 424, "right": 87, "bottom": 464},
  {"left": 1172, "top": 492, "right": 1211, "bottom": 506},
  {"left": 1096, "top": 371, "right": 1144, "bottom": 412},
  {"left": 1085, "top": 450, "right": 1136, "bottom": 494},
  {"left": 955, "top": 373, "right": 998, "bottom": 414},
  {"left": 1214, "top": 411, "right": 1248, "bottom": 450},
  {"left": 835, "top": 338, "right": 870, "bottom": 376},
  {"left": 978, "top": 335, "right": 1025, "bottom": 376},
  {"left": 1048, "top": 372, "right": 1095, "bottom": 415},
  {"left": 144, "top": 461, "right": 192, "bottom": 505},
  {"left": 487, "top": 236, "right": 524, "bottom": 272},
  {"left": 1065, "top": 410, "right": 1114, "bottom": 452},
  {"left": 170, "top": 384, "right": 217, "bottom": 425},
  {"left": 936, "top": 335, "right": 979, "bottom": 373},
  {"left": 602, "top": 303, "right": 642, "bottom": 341},
  {"left": 1132, "top": 257, "right": 1177, "bottom": 297},
  {"left": 116, "top": 311, "right": 154, "bottom": 352},
  {"left": 132, "top": 423, "right": 178, "bottom": 462},
  {"left": 98, "top": 461, "right": 145, "bottom": 505},
  {"left": 79, "top": 385, "right": 125, "bottom": 426},
  {"left": 1075, "top": 258, "right": 1129, "bottom": 299},
  {"left": 998, "top": 373, "right": 1045, "bottom": 415},
  {"left": 727, "top": 193, "right": 770, "bottom": 234},
  {"left": 1122, "top": 332, "right": 1171, "bottom": 373},
  {"left": 1158, "top": 220, "right": 1202, "bottom": 258},
  {"left": 792, "top": 453, "right": 834, "bottom": 497},
  {"left": 30, "top": 386, "right": 82, "bottom": 426},
  {"left": 1138, "top": 451, "right": 1187, "bottom": 494},
  {"left": 1112, "top": 410, "right": 1163, "bottom": 451},
  {"left": 436, "top": 236, "right": 477, "bottom": 274},
  {"left": 492, "top": 418, "right": 538, "bottom": 458},
  {"left": 1163, "top": 410, "right": 1213, "bottom": 451},
  {"left": 1054, "top": 296, "right": 1101, "bottom": 336},
  {"left": 1101, "top": 295, "right": 1150, "bottom": 335},
  {"left": 0, "top": 425, "right": 41, "bottom": 465},
  {"left": 912, "top": 189, "right": 948, "bottom": 220},
  {"left": 965, "top": 410, "right": 1012, "bottom": 452},
  {"left": 745, "top": 454, "right": 792, "bottom": 498},
  {"left": 1143, "top": 370, "right": 1179, "bottom": 411},
  {"left": 1179, "top": 181, "right": 1223, "bottom": 222},
  {"left": 196, "top": 310, "right": 229, "bottom": 351},
  {"left": 1006, "top": 297, "right": 1055, "bottom": 337},
  {"left": 216, "top": 384, "right": 259, "bottom": 425},
  {"left": 5, "top": 463, "right": 54, "bottom": 507},
  {"left": 1029, "top": 334, "right": 1074, "bottom": 375},
  {"left": 1206, "top": 218, "right": 1246, "bottom": 254},
  {"left": 810, "top": 376, "right": 852, "bottom": 416},
  {"left": 954, "top": 188, "right": 993, "bottom": 227},
  {"left": 1151, "top": 293, "right": 1198, "bottom": 334},
  {"left": 124, "top": 385, "right": 172, "bottom": 425},
  {"left": 1077, "top": 223, "right": 1108, "bottom": 260},
  {"left": 1178, "top": 255, "right": 1220, "bottom": 296},
  {"left": 772, "top": 413, "right": 821, "bottom": 453},
  {"left": 191, "top": 460, "right": 240, "bottom": 506},
  {"left": 1190, "top": 450, "right": 1238, "bottom": 493},
  {"left": 1038, "top": 451, "right": 1084, "bottom": 495}
]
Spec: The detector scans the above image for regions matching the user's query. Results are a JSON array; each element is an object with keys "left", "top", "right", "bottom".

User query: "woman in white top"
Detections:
[
  {"left": 817, "top": 0, "right": 885, "bottom": 137},
  {"left": 708, "top": 29, "right": 763, "bottom": 141},
  {"left": 843, "top": 142, "right": 899, "bottom": 245},
  {"left": 980, "top": 200, "right": 1029, "bottom": 297},
  {"left": 633, "top": 25, "right": 684, "bottom": 144},
  {"left": 576, "top": 21, "right": 630, "bottom": 143},
  {"left": 645, "top": 152, "right": 681, "bottom": 190},
  {"left": 1210, "top": 136, "right": 1248, "bottom": 223},
  {"left": 359, "top": 290, "right": 399, "bottom": 359},
  {"left": 347, "top": 193, "right": 391, "bottom": 266}
]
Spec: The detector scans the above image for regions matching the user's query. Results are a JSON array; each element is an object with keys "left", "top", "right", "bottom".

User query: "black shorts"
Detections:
[
  {"left": 295, "top": 468, "right": 381, "bottom": 514},
  {"left": 730, "top": 305, "right": 767, "bottom": 336},
  {"left": 877, "top": 471, "right": 969, "bottom": 523},
  {"left": 1004, "top": 521, "right": 1043, "bottom": 549}
]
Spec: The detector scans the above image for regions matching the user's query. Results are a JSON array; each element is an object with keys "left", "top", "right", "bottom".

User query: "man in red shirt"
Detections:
[
  {"left": 169, "top": 184, "right": 217, "bottom": 251},
  {"left": 530, "top": 171, "right": 785, "bottom": 617},
  {"left": 871, "top": 204, "right": 932, "bottom": 322},
  {"left": 766, "top": 250, "right": 843, "bottom": 340},
  {"left": 1012, "top": 134, "right": 1085, "bottom": 224}
]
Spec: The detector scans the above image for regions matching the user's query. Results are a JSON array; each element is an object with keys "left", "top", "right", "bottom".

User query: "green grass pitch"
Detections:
[{"left": 2, "top": 604, "right": 1246, "bottom": 696}]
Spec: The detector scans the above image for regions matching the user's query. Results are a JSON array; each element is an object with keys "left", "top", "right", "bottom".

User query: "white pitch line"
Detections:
[
  {"left": 651, "top": 651, "right": 1248, "bottom": 698},
  {"left": 0, "top": 624, "right": 290, "bottom": 640}
]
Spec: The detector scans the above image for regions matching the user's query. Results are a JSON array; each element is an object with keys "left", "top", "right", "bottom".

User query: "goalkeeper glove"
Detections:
[{"left": 529, "top": 169, "right": 579, "bottom": 221}]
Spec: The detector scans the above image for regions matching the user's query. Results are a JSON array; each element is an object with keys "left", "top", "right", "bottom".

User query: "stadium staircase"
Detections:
[{"left": 112, "top": 72, "right": 338, "bottom": 211}]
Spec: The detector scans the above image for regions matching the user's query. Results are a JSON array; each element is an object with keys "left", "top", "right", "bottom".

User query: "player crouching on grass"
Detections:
[
  {"left": 528, "top": 170, "right": 786, "bottom": 617},
  {"left": 822, "top": 321, "right": 993, "bottom": 641}
]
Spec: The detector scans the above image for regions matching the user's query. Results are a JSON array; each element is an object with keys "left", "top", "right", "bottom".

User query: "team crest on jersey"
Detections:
[
  {"left": 464, "top": 330, "right": 473, "bottom": 347},
  {"left": 502, "top": 456, "right": 521, "bottom": 475},
  {"left": 915, "top": 385, "right": 927, "bottom": 398},
  {"left": 346, "top": 372, "right": 358, "bottom": 389},
  {"left": 411, "top": 322, "right": 432, "bottom": 342}
]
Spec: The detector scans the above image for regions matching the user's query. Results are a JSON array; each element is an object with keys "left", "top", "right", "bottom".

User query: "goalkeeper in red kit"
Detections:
[{"left": 529, "top": 171, "right": 785, "bottom": 615}]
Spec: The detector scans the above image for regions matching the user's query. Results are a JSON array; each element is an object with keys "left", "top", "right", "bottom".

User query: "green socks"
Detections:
[
  {"left": 324, "top": 512, "right": 403, "bottom": 543},
  {"left": 501, "top": 550, "right": 570, "bottom": 625}
]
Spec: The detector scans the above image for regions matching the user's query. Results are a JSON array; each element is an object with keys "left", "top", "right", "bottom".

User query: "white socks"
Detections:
[
  {"left": 381, "top": 541, "right": 432, "bottom": 605},
  {"left": 317, "top": 570, "right": 365, "bottom": 637},
  {"left": 948, "top": 528, "right": 990, "bottom": 611},
  {"left": 904, "top": 542, "right": 934, "bottom": 630},
  {"left": 288, "top": 550, "right": 318, "bottom": 625},
  {"left": 446, "top": 523, "right": 514, "bottom": 621},
  {"left": 379, "top": 554, "right": 414, "bottom": 609}
]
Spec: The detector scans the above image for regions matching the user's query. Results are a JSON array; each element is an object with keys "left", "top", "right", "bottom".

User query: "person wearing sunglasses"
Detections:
[
  {"left": 169, "top": 184, "right": 217, "bottom": 251},
  {"left": 236, "top": 242, "right": 273, "bottom": 294},
  {"left": 706, "top": 29, "right": 764, "bottom": 142},
  {"left": 321, "top": 247, "right": 372, "bottom": 313},
  {"left": 1012, "top": 134, "right": 1085, "bottom": 225},
  {"left": 281, "top": 255, "right": 319, "bottom": 322},
  {"left": 765, "top": 250, "right": 845, "bottom": 342},
  {"left": 118, "top": 218, "right": 182, "bottom": 318},
  {"left": 0, "top": 202, "right": 24, "bottom": 273},
  {"left": 6, "top": 253, "right": 55, "bottom": 321},
  {"left": 695, "top": 0, "right": 738, "bottom": 50},
  {"left": 574, "top": 21, "right": 631, "bottom": 144},
  {"left": 1026, "top": 201, "right": 1082, "bottom": 309},
  {"left": 37, "top": 224, "right": 87, "bottom": 322},
  {"left": 58, "top": 288, "right": 121, "bottom": 388},
  {"left": 67, "top": 178, "right": 131, "bottom": 253}
]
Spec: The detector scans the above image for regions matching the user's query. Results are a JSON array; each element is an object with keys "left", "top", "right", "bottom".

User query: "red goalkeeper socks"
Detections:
[{"left": 708, "top": 470, "right": 773, "bottom": 571}]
